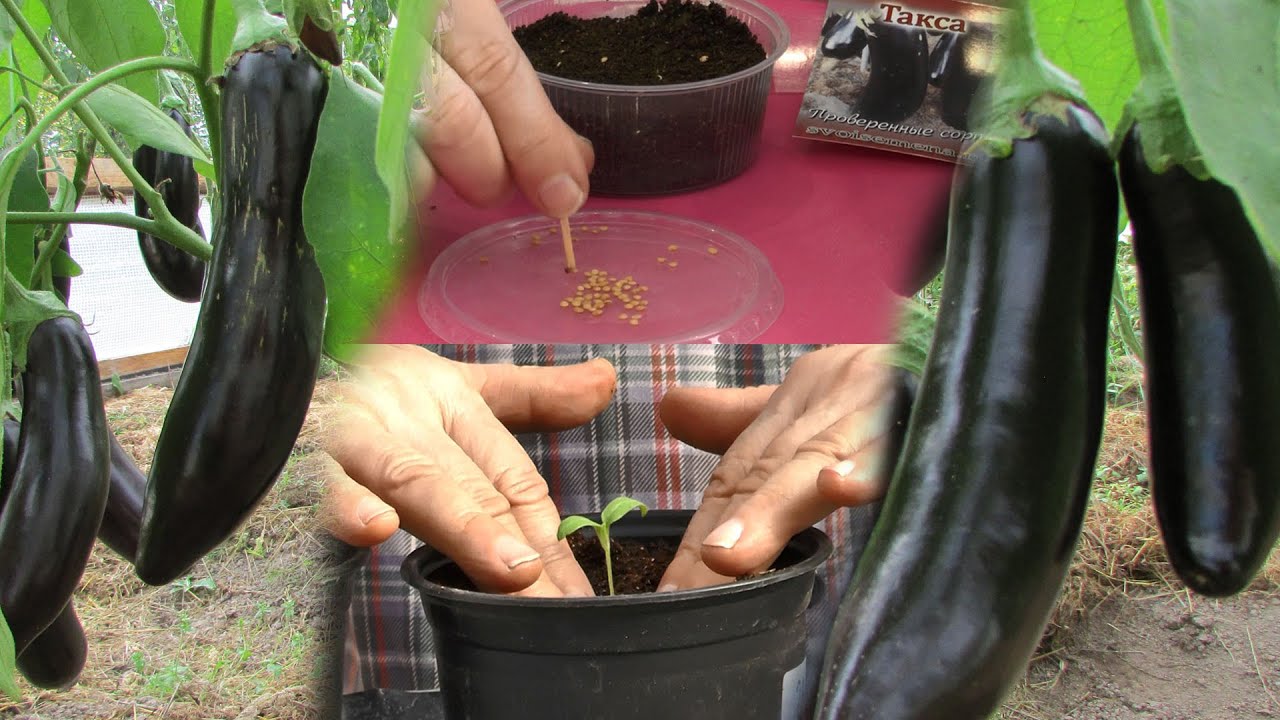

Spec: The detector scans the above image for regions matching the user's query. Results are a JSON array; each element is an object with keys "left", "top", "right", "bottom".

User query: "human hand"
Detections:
[
  {"left": 656, "top": 345, "right": 906, "bottom": 591},
  {"left": 416, "top": 0, "right": 594, "bottom": 218},
  {"left": 320, "top": 345, "right": 616, "bottom": 597}
]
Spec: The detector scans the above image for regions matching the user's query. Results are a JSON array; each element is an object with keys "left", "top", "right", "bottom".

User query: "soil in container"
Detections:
[
  {"left": 566, "top": 532, "right": 678, "bottom": 595},
  {"left": 511, "top": 0, "right": 771, "bottom": 195},
  {"left": 513, "top": 0, "right": 764, "bottom": 84}
]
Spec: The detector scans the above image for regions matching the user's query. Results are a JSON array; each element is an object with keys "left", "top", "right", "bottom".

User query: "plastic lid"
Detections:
[{"left": 419, "top": 210, "right": 783, "bottom": 343}]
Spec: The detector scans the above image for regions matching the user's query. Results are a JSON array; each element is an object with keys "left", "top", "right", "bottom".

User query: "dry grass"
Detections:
[
  {"left": 0, "top": 374, "right": 347, "bottom": 720},
  {"left": 1040, "top": 405, "right": 1280, "bottom": 652}
]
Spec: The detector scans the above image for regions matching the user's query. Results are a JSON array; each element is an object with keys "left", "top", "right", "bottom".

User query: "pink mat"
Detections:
[{"left": 373, "top": 0, "right": 954, "bottom": 345}]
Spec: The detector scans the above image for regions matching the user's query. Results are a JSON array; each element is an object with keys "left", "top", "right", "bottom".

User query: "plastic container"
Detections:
[
  {"left": 401, "top": 509, "right": 832, "bottom": 719},
  {"left": 418, "top": 210, "right": 783, "bottom": 343},
  {"left": 500, "top": 0, "right": 790, "bottom": 196}
]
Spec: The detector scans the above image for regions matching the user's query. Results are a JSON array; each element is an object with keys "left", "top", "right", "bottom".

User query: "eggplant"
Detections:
[
  {"left": 815, "top": 100, "right": 1119, "bottom": 719},
  {"left": 1119, "top": 125, "right": 1280, "bottom": 596},
  {"left": 134, "top": 43, "right": 328, "bottom": 586},
  {"left": 0, "top": 317, "right": 111, "bottom": 654}
]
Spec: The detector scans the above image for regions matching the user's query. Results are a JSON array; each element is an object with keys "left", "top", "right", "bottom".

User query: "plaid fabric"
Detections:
[{"left": 341, "top": 344, "right": 882, "bottom": 713}]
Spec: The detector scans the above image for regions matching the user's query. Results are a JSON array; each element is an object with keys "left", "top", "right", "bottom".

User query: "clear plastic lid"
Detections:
[{"left": 419, "top": 210, "right": 783, "bottom": 343}]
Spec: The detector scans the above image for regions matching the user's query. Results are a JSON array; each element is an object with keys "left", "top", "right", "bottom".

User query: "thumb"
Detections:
[
  {"left": 659, "top": 385, "right": 778, "bottom": 455},
  {"left": 318, "top": 453, "right": 402, "bottom": 547},
  {"left": 473, "top": 357, "right": 617, "bottom": 433}
]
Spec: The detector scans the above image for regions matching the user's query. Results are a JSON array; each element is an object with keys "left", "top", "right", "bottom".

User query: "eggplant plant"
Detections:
[
  {"left": 557, "top": 495, "right": 649, "bottom": 596},
  {"left": 0, "top": 0, "right": 443, "bottom": 698}
]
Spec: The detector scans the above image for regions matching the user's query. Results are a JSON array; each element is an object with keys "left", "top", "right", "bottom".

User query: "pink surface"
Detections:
[{"left": 374, "top": 0, "right": 954, "bottom": 345}]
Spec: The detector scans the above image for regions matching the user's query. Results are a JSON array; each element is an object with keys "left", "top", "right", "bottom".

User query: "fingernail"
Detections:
[
  {"left": 494, "top": 536, "right": 541, "bottom": 570},
  {"left": 538, "top": 173, "right": 585, "bottom": 218},
  {"left": 357, "top": 497, "right": 395, "bottom": 525},
  {"left": 657, "top": 582, "right": 679, "bottom": 593},
  {"left": 702, "top": 519, "right": 744, "bottom": 550},
  {"left": 829, "top": 459, "right": 856, "bottom": 478}
]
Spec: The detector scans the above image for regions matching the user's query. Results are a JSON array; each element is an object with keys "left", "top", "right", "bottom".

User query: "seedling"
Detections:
[{"left": 556, "top": 495, "right": 649, "bottom": 596}]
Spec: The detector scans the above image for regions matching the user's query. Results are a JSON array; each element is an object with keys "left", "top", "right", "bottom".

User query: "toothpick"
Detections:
[{"left": 560, "top": 216, "right": 577, "bottom": 273}]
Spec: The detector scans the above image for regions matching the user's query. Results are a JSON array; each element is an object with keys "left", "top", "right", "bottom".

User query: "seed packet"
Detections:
[{"left": 794, "top": 0, "right": 1007, "bottom": 163}]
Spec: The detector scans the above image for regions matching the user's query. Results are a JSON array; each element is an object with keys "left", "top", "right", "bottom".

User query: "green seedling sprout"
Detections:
[{"left": 556, "top": 496, "right": 649, "bottom": 596}]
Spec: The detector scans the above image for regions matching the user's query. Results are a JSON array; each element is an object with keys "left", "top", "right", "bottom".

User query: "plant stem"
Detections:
[
  {"left": 1110, "top": 273, "right": 1144, "bottom": 364},
  {"left": 198, "top": 0, "right": 222, "bottom": 191},
  {"left": 1116, "top": 0, "right": 1203, "bottom": 175},
  {"left": 351, "top": 62, "right": 384, "bottom": 93},
  {"left": 0, "top": 53, "right": 212, "bottom": 293},
  {"left": 9, "top": 210, "right": 165, "bottom": 235},
  {"left": 603, "top": 536, "right": 615, "bottom": 596},
  {"left": 968, "top": 0, "right": 1085, "bottom": 157},
  {"left": 1124, "top": 0, "right": 1171, "bottom": 81},
  {"left": 30, "top": 136, "right": 95, "bottom": 290},
  {"left": 0, "top": 66, "right": 58, "bottom": 95}
]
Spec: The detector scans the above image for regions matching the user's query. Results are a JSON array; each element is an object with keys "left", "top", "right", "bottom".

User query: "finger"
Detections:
[
  {"left": 416, "top": 50, "right": 514, "bottom": 208},
  {"left": 699, "top": 405, "right": 899, "bottom": 578},
  {"left": 658, "top": 385, "right": 778, "bottom": 455},
  {"left": 448, "top": 391, "right": 595, "bottom": 596},
  {"left": 469, "top": 358, "right": 617, "bottom": 433},
  {"left": 318, "top": 452, "right": 402, "bottom": 547},
  {"left": 438, "top": 0, "right": 592, "bottom": 218},
  {"left": 657, "top": 398, "right": 846, "bottom": 591},
  {"left": 328, "top": 413, "right": 552, "bottom": 595},
  {"left": 657, "top": 384, "right": 807, "bottom": 591}
]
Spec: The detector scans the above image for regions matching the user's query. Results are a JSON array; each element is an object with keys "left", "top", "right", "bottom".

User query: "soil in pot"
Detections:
[
  {"left": 512, "top": 0, "right": 765, "bottom": 85},
  {"left": 566, "top": 531, "right": 678, "bottom": 595},
  {"left": 510, "top": 0, "right": 775, "bottom": 195}
]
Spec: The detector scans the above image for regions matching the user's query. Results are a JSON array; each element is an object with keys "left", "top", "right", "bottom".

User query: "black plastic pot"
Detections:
[{"left": 401, "top": 509, "right": 832, "bottom": 719}]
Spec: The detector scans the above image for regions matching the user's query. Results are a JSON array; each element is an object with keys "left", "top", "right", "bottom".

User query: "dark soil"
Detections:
[
  {"left": 567, "top": 532, "right": 679, "bottom": 595},
  {"left": 510, "top": 0, "right": 771, "bottom": 195},
  {"left": 513, "top": 0, "right": 764, "bottom": 85}
]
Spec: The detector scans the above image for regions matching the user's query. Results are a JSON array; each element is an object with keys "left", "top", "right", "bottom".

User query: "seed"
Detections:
[
  {"left": 668, "top": 261, "right": 679, "bottom": 268},
  {"left": 574, "top": 307, "right": 585, "bottom": 313},
  {"left": 592, "top": 309, "right": 602, "bottom": 316},
  {"left": 667, "top": 244, "right": 678, "bottom": 251},
  {"left": 699, "top": 55, "right": 709, "bottom": 62},
  {"left": 479, "top": 256, "right": 489, "bottom": 263},
  {"left": 639, "top": 285, "right": 649, "bottom": 291},
  {"left": 657, "top": 256, "right": 666, "bottom": 263},
  {"left": 629, "top": 318, "right": 640, "bottom": 325},
  {"left": 600, "top": 56, "right": 608, "bottom": 62},
  {"left": 559, "top": 300, "right": 569, "bottom": 308},
  {"left": 707, "top": 247, "right": 718, "bottom": 255},
  {"left": 619, "top": 313, "right": 629, "bottom": 320}
]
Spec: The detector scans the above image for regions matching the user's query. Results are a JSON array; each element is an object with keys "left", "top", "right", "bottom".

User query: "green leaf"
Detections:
[
  {"left": 600, "top": 496, "right": 648, "bottom": 528},
  {"left": 0, "top": 9, "right": 15, "bottom": 50},
  {"left": 41, "top": 0, "right": 166, "bottom": 104},
  {"left": 556, "top": 515, "right": 600, "bottom": 541},
  {"left": 229, "top": 0, "right": 290, "bottom": 53},
  {"left": 0, "top": 609, "right": 19, "bottom": 701},
  {"left": 1030, "top": 0, "right": 1165, "bottom": 134},
  {"left": 285, "top": 0, "right": 338, "bottom": 33},
  {"left": 6, "top": 149, "right": 48, "bottom": 288},
  {"left": 50, "top": 246, "right": 81, "bottom": 278},
  {"left": 0, "top": 1, "right": 51, "bottom": 145},
  {"left": 376, "top": 0, "right": 438, "bottom": 246},
  {"left": 1165, "top": 0, "right": 1280, "bottom": 258},
  {"left": 888, "top": 298, "right": 934, "bottom": 378},
  {"left": 304, "top": 71, "right": 411, "bottom": 356},
  {"left": 83, "top": 84, "right": 211, "bottom": 165},
  {"left": 175, "top": 0, "right": 238, "bottom": 71}
]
